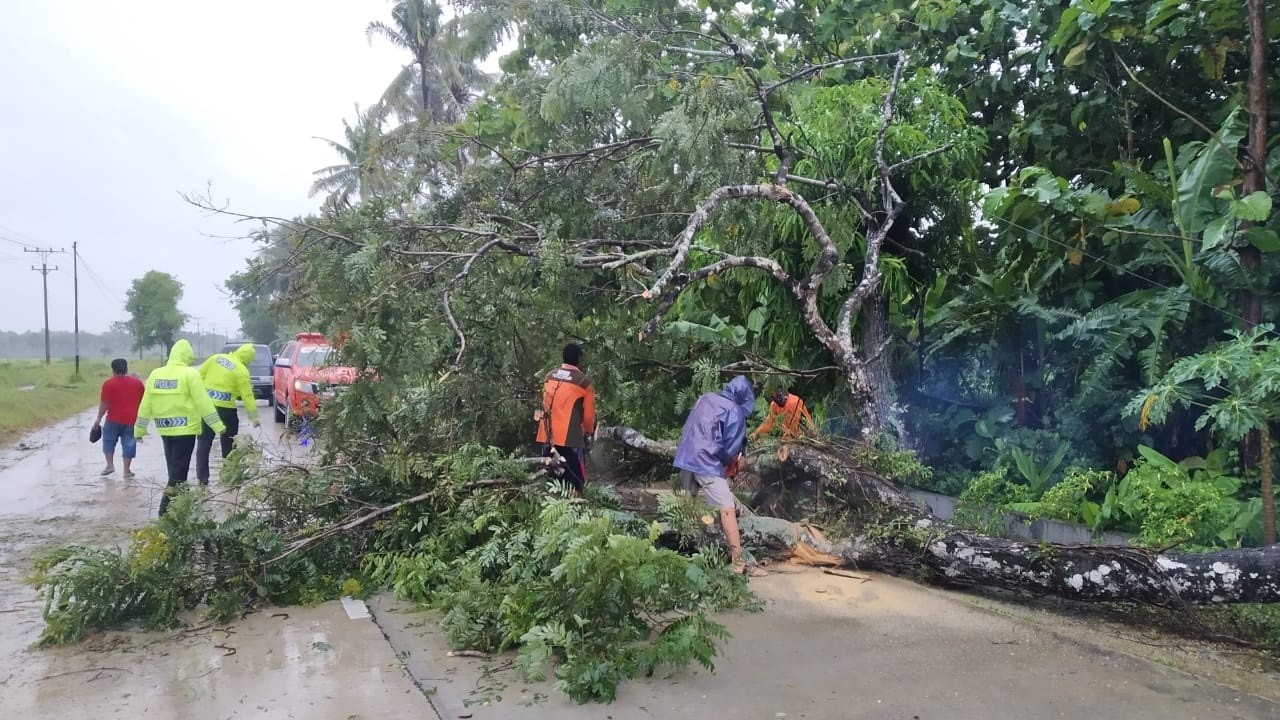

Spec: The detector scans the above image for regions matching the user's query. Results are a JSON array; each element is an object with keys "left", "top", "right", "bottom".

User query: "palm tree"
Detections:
[
  {"left": 309, "top": 103, "right": 393, "bottom": 207},
  {"left": 367, "top": 0, "right": 504, "bottom": 124}
]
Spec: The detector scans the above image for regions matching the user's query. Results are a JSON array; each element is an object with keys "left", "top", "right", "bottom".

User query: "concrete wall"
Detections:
[{"left": 906, "top": 489, "right": 1132, "bottom": 546}]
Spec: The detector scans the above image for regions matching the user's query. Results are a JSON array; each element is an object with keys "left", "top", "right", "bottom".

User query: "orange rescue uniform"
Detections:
[
  {"left": 535, "top": 363, "right": 596, "bottom": 448},
  {"left": 753, "top": 393, "right": 813, "bottom": 440}
]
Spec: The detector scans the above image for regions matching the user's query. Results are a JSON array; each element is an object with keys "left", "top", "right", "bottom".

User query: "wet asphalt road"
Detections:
[{"left": 0, "top": 404, "right": 433, "bottom": 719}]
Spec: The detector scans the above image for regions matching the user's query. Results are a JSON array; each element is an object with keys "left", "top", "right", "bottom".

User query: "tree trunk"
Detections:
[
  {"left": 858, "top": 290, "right": 907, "bottom": 445},
  {"left": 1262, "top": 424, "right": 1276, "bottom": 545},
  {"left": 601, "top": 426, "right": 1280, "bottom": 605},
  {"left": 1239, "top": 0, "right": 1269, "bottom": 472},
  {"left": 417, "top": 51, "right": 431, "bottom": 116}
]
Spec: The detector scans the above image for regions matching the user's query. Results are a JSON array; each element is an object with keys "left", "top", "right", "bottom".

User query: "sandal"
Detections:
[{"left": 732, "top": 562, "right": 768, "bottom": 578}]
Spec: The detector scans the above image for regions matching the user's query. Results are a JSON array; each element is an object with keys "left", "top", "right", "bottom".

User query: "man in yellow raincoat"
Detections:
[
  {"left": 135, "top": 339, "right": 225, "bottom": 515},
  {"left": 195, "top": 343, "right": 261, "bottom": 486}
]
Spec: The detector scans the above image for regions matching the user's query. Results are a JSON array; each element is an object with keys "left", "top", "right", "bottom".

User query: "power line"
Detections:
[
  {"left": 77, "top": 253, "right": 125, "bottom": 306},
  {"left": 0, "top": 223, "right": 42, "bottom": 251},
  {"left": 0, "top": 233, "right": 33, "bottom": 250},
  {"left": 0, "top": 223, "right": 39, "bottom": 243}
]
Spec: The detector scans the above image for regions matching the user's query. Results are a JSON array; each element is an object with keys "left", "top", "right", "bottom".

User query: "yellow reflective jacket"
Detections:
[
  {"left": 198, "top": 343, "right": 259, "bottom": 422},
  {"left": 135, "top": 339, "right": 225, "bottom": 438}
]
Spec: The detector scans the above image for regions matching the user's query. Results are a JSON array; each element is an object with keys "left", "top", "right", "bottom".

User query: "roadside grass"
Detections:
[{"left": 0, "top": 359, "right": 160, "bottom": 439}]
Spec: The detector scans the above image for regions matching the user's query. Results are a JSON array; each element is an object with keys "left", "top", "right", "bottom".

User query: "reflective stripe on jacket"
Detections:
[
  {"left": 135, "top": 339, "right": 226, "bottom": 438},
  {"left": 198, "top": 344, "right": 259, "bottom": 422}
]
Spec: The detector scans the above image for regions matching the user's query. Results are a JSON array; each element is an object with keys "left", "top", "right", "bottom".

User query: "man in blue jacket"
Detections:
[{"left": 673, "top": 375, "right": 764, "bottom": 576}]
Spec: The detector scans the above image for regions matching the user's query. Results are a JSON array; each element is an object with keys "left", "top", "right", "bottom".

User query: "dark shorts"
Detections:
[
  {"left": 102, "top": 420, "right": 136, "bottom": 459},
  {"left": 544, "top": 445, "right": 586, "bottom": 493}
]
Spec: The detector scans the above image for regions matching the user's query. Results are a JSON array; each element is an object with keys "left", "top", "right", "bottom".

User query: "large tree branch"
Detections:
[
  {"left": 765, "top": 53, "right": 904, "bottom": 94},
  {"left": 513, "top": 137, "right": 660, "bottom": 171},
  {"left": 600, "top": 426, "right": 1280, "bottom": 609},
  {"left": 837, "top": 52, "right": 908, "bottom": 344},
  {"left": 639, "top": 254, "right": 800, "bottom": 338},
  {"left": 442, "top": 237, "right": 507, "bottom": 368}
]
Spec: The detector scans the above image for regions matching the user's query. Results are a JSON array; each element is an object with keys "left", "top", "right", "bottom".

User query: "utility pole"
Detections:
[
  {"left": 72, "top": 242, "right": 80, "bottom": 376},
  {"left": 26, "top": 247, "right": 65, "bottom": 365}
]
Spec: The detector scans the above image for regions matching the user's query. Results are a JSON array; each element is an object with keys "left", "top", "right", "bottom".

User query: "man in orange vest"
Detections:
[
  {"left": 751, "top": 388, "right": 814, "bottom": 442},
  {"left": 534, "top": 343, "right": 596, "bottom": 493}
]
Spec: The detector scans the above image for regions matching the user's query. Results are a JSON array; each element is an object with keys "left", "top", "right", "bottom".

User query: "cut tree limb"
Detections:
[{"left": 599, "top": 426, "right": 1280, "bottom": 605}]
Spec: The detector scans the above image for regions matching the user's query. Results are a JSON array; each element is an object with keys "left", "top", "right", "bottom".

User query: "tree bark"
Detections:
[
  {"left": 601, "top": 426, "right": 1280, "bottom": 605},
  {"left": 859, "top": 289, "right": 906, "bottom": 443},
  {"left": 1239, "top": 0, "right": 1269, "bottom": 472},
  {"left": 418, "top": 50, "right": 432, "bottom": 117},
  {"left": 1262, "top": 424, "right": 1276, "bottom": 545}
]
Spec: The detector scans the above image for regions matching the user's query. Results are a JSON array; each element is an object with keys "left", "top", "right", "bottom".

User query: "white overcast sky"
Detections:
[{"left": 0, "top": 1, "right": 410, "bottom": 336}]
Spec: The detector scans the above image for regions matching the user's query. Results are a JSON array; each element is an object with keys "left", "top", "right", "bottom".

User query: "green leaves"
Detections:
[
  {"left": 1131, "top": 325, "right": 1280, "bottom": 442},
  {"left": 1168, "top": 107, "right": 1246, "bottom": 235},
  {"left": 1231, "top": 191, "right": 1273, "bottom": 223},
  {"left": 1063, "top": 41, "right": 1089, "bottom": 67},
  {"left": 664, "top": 316, "right": 748, "bottom": 347}
]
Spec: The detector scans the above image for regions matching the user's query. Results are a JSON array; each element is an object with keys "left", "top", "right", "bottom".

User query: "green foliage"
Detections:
[
  {"left": 657, "top": 490, "right": 715, "bottom": 547},
  {"left": 951, "top": 471, "right": 1031, "bottom": 535},
  {"left": 1132, "top": 325, "right": 1280, "bottom": 442},
  {"left": 30, "top": 467, "right": 363, "bottom": 645},
  {"left": 1200, "top": 604, "right": 1280, "bottom": 647},
  {"left": 34, "top": 430, "right": 751, "bottom": 704},
  {"left": 1102, "top": 446, "right": 1252, "bottom": 549},
  {"left": 846, "top": 440, "right": 934, "bottom": 489},
  {"left": 1009, "top": 468, "right": 1114, "bottom": 528},
  {"left": 124, "top": 271, "right": 188, "bottom": 354},
  {"left": 365, "top": 471, "right": 753, "bottom": 703}
]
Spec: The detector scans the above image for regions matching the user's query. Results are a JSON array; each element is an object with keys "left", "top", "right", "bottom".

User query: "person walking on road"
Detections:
[
  {"left": 92, "top": 358, "right": 145, "bottom": 478},
  {"left": 134, "top": 339, "right": 225, "bottom": 515},
  {"left": 673, "top": 375, "right": 765, "bottom": 576},
  {"left": 534, "top": 343, "right": 596, "bottom": 494},
  {"left": 195, "top": 343, "right": 261, "bottom": 486}
]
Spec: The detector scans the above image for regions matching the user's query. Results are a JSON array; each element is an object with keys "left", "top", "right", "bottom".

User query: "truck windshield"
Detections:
[{"left": 297, "top": 347, "right": 332, "bottom": 367}]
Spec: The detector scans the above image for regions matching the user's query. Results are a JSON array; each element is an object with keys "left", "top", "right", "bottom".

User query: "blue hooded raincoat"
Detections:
[{"left": 673, "top": 376, "right": 756, "bottom": 478}]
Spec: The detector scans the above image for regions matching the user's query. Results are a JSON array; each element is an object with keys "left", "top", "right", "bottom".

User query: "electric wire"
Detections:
[
  {"left": 73, "top": 248, "right": 126, "bottom": 308},
  {"left": 0, "top": 233, "right": 35, "bottom": 250},
  {"left": 0, "top": 223, "right": 42, "bottom": 250}
]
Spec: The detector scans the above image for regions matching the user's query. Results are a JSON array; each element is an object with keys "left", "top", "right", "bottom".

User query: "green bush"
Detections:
[
  {"left": 367, "top": 485, "right": 755, "bottom": 703},
  {"left": 951, "top": 470, "right": 1031, "bottom": 535}
]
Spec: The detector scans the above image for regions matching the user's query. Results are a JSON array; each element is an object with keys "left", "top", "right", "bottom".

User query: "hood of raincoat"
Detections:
[
  {"left": 672, "top": 375, "right": 755, "bottom": 477},
  {"left": 167, "top": 339, "right": 194, "bottom": 367},
  {"left": 721, "top": 375, "right": 755, "bottom": 417},
  {"left": 232, "top": 343, "right": 257, "bottom": 366}
]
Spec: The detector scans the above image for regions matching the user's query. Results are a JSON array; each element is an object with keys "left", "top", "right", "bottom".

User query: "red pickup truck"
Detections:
[{"left": 272, "top": 333, "right": 357, "bottom": 425}]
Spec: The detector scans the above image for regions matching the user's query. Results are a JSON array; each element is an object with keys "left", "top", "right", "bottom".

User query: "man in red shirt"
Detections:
[{"left": 93, "top": 358, "right": 146, "bottom": 478}]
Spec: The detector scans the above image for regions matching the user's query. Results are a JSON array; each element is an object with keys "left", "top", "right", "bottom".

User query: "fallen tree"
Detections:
[{"left": 598, "top": 426, "right": 1280, "bottom": 606}]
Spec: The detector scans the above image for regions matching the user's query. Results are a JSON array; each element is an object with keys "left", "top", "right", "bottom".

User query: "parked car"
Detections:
[
  {"left": 219, "top": 342, "right": 274, "bottom": 400},
  {"left": 272, "top": 333, "right": 357, "bottom": 425}
]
